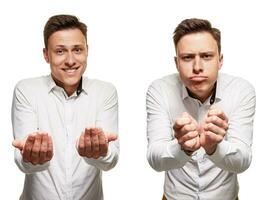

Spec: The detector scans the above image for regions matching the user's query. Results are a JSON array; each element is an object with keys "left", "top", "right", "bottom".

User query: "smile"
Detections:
[{"left": 62, "top": 67, "right": 79, "bottom": 74}]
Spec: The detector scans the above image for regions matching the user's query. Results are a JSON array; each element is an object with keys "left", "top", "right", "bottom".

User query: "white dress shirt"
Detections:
[
  {"left": 146, "top": 73, "right": 256, "bottom": 200},
  {"left": 12, "top": 75, "right": 119, "bottom": 200}
]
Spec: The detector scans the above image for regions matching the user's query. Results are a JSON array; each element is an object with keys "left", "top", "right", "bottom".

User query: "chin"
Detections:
[{"left": 63, "top": 77, "right": 80, "bottom": 85}]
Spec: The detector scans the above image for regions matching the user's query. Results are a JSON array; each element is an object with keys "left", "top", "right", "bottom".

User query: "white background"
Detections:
[{"left": 0, "top": 0, "right": 263, "bottom": 199}]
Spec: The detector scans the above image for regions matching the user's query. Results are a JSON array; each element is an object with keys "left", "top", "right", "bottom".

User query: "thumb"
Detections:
[
  {"left": 106, "top": 133, "right": 118, "bottom": 142},
  {"left": 182, "top": 112, "right": 197, "bottom": 125},
  {"left": 197, "top": 123, "right": 204, "bottom": 134},
  {"left": 12, "top": 140, "right": 24, "bottom": 151},
  {"left": 210, "top": 104, "right": 219, "bottom": 110},
  {"left": 181, "top": 112, "right": 190, "bottom": 118}
]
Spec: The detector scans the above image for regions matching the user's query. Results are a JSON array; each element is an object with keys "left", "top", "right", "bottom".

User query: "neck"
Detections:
[
  {"left": 187, "top": 82, "right": 217, "bottom": 104},
  {"left": 51, "top": 75, "right": 80, "bottom": 96}
]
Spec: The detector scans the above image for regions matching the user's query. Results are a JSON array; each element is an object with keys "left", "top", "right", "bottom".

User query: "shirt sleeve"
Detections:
[
  {"left": 12, "top": 81, "right": 50, "bottom": 174},
  {"left": 207, "top": 82, "right": 256, "bottom": 173},
  {"left": 146, "top": 81, "right": 190, "bottom": 172},
  {"left": 83, "top": 84, "right": 119, "bottom": 171}
]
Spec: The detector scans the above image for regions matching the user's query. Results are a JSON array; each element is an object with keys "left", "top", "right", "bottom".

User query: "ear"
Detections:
[
  {"left": 86, "top": 44, "right": 89, "bottom": 57},
  {"left": 218, "top": 54, "right": 223, "bottom": 70},
  {"left": 43, "top": 48, "right": 50, "bottom": 63},
  {"left": 174, "top": 56, "right": 179, "bottom": 71}
]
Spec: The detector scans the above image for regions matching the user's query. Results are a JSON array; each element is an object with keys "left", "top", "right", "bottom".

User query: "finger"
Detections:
[
  {"left": 180, "top": 123, "right": 197, "bottom": 134},
  {"left": 39, "top": 133, "right": 48, "bottom": 164},
  {"left": 205, "top": 115, "right": 228, "bottom": 130},
  {"left": 178, "top": 131, "right": 199, "bottom": 145},
  {"left": 31, "top": 133, "right": 42, "bottom": 165},
  {"left": 46, "top": 135, "right": 53, "bottom": 161},
  {"left": 182, "top": 112, "right": 198, "bottom": 124},
  {"left": 77, "top": 131, "right": 85, "bottom": 156},
  {"left": 181, "top": 137, "right": 199, "bottom": 151},
  {"left": 208, "top": 107, "right": 228, "bottom": 122},
  {"left": 84, "top": 128, "right": 92, "bottom": 157},
  {"left": 106, "top": 133, "right": 118, "bottom": 142},
  {"left": 204, "top": 131, "right": 223, "bottom": 143},
  {"left": 98, "top": 129, "right": 108, "bottom": 157},
  {"left": 197, "top": 123, "right": 204, "bottom": 135},
  {"left": 173, "top": 117, "right": 191, "bottom": 131},
  {"left": 181, "top": 112, "right": 190, "bottom": 118},
  {"left": 12, "top": 140, "right": 24, "bottom": 151},
  {"left": 199, "top": 131, "right": 206, "bottom": 146},
  {"left": 204, "top": 123, "right": 226, "bottom": 137},
  {"left": 175, "top": 122, "right": 197, "bottom": 140},
  {"left": 91, "top": 128, "right": 100, "bottom": 159},
  {"left": 22, "top": 134, "right": 35, "bottom": 163}
]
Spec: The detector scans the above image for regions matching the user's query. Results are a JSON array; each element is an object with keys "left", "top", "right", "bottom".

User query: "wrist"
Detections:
[
  {"left": 183, "top": 150, "right": 194, "bottom": 156},
  {"left": 204, "top": 145, "right": 217, "bottom": 155}
]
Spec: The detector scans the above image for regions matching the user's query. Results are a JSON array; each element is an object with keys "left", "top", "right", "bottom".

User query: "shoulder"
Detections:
[
  {"left": 83, "top": 77, "right": 116, "bottom": 90},
  {"left": 82, "top": 77, "right": 117, "bottom": 95},
  {"left": 149, "top": 73, "right": 180, "bottom": 88},
  {"left": 218, "top": 73, "right": 255, "bottom": 93},
  {"left": 147, "top": 73, "right": 181, "bottom": 92},
  {"left": 14, "top": 76, "right": 48, "bottom": 93}
]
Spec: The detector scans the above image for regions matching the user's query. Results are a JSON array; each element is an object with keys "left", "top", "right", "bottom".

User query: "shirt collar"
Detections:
[
  {"left": 47, "top": 74, "right": 57, "bottom": 93},
  {"left": 214, "top": 73, "right": 224, "bottom": 102},
  {"left": 181, "top": 77, "right": 222, "bottom": 104},
  {"left": 47, "top": 74, "right": 86, "bottom": 96}
]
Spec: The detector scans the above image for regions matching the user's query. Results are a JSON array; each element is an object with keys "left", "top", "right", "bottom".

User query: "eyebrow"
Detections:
[
  {"left": 199, "top": 51, "right": 215, "bottom": 54},
  {"left": 54, "top": 44, "right": 85, "bottom": 48},
  {"left": 179, "top": 51, "right": 215, "bottom": 56}
]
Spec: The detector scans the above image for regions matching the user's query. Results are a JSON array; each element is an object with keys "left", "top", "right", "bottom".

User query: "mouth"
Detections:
[
  {"left": 189, "top": 76, "right": 208, "bottom": 82},
  {"left": 62, "top": 67, "right": 80, "bottom": 74}
]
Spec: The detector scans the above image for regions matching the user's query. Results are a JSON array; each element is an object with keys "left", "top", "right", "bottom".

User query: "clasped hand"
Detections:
[{"left": 173, "top": 106, "right": 228, "bottom": 155}]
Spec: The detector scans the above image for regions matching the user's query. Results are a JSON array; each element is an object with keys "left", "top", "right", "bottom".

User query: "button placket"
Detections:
[{"left": 64, "top": 98, "right": 75, "bottom": 199}]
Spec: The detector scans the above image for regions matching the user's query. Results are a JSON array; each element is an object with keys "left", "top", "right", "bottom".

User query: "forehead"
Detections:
[
  {"left": 48, "top": 28, "right": 87, "bottom": 47},
  {"left": 177, "top": 32, "right": 218, "bottom": 53}
]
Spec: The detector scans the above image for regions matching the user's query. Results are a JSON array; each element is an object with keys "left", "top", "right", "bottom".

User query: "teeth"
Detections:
[
  {"left": 63, "top": 68, "right": 78, "bottom": 72},
  {"left": 65, "top": 69, "right": 76, "bottom": 72}
]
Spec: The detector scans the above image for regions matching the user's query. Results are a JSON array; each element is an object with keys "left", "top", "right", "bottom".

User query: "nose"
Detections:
[
  {"left": 65, "top": 52, "right": 76, "bottom": 67},
  {"left": 193, "top": 56, "right": 203, "bottom": 73}
]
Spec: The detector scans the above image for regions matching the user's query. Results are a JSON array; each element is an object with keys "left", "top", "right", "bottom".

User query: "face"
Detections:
[
  {"left": 43, "top": 28, "right": 88, "bottom": 95},
  {"left": 175, "top": 32, "right": 223, "bottom": 102}
]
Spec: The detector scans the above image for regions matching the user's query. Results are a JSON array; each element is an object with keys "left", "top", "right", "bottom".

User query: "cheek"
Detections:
[
  {"left": 51, "top": 57, "right": 65, "bottom": 66},
  {"left": 78, "top": 55, "right": 87, "bottom": 64},
  {"left": 203, "top": 60, "right": 219, "bottom": 71},
  {"left": 77, "top": 56, "right": 88, "bottom": 71},
  {"left": 49, "top": 53, "right": 65, "bottom": 65},
  {"left": 178, "top": 68, "right": 191, "bottom": 85},
  {"left": 178, "top": 64, "right": 192, "bottom": 77},
  {"left": 49, "top": 58, "right": 64, "bottom": 74}
]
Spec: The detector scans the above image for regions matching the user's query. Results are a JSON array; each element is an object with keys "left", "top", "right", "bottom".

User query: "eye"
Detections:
[
  {"left": 74, "top": 47, "right": 83, "bottom": 54},
  {"left": 181, "top": 55, "right": 193, "bottom": 61},
  {"left": 55, "top": 49, "right": 64, "bottom": 55},
  {"left": 201, "top": 54, "right": 213, "bottom": 60}
]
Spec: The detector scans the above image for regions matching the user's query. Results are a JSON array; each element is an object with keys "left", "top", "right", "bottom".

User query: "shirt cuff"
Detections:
[
  {"left": 83, "top": 143, "right": 118, "bottom": 171},
  {"left": 206, "top": 140, "right": 230, "bottom": 162},
  {"left": 15, "top": 149, "right": 50, "bottom": 173},
  {"left": 165, "top": 139, "right": 190, "bottom": 160}
]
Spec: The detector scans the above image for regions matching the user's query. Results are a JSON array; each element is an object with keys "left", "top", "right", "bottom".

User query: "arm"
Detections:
[
  {"left": 206, "top": 84, "right": 256, "bottom": 173},
  {"left": 81, "top": 84, "right": 119, "bottom": 171},
  {"left": 12, "top": 82, "right": 51, "bottom": 173},
  {"left": 146, "top": 82, "right": 190, "bottom": 172}
]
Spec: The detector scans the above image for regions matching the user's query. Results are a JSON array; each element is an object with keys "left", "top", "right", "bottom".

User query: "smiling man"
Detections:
[
  {"left": 12, "top": 15, "right": 119, "bottom": 200},
  {"left": 146, "top": 18, "right": 256, "bottom": 200}
]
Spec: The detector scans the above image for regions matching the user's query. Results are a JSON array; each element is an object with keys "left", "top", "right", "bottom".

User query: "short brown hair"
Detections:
[
  {"left": 43, "top": 14, "right": 87, "bottom": 48},
  {"left": 173, "top": 18, "right": 221, "bottom": 54}
]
